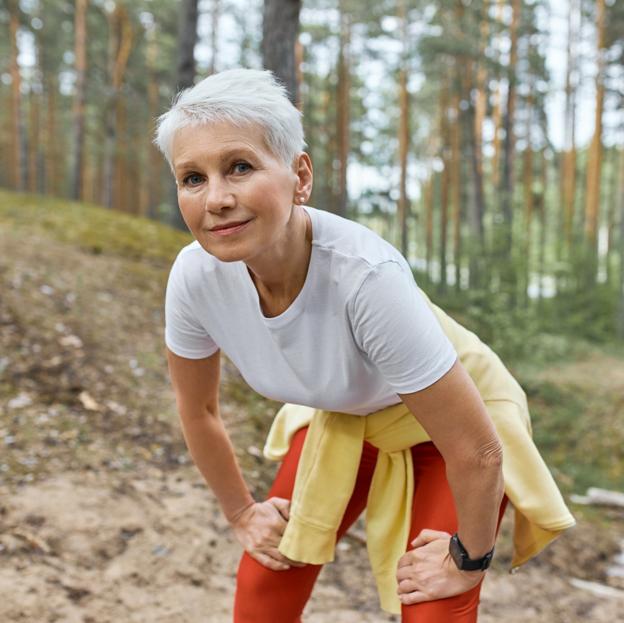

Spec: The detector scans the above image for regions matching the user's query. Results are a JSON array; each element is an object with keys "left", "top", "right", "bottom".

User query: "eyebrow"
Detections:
[{"left": 174, "top": 147, "right": 260, "bottom": 173}]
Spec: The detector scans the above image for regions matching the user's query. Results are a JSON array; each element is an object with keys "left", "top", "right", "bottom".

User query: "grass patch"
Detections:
[
  {"left": 524, "top": 375, "right": 624, "bottom": 495},
  {"left": 0, "top": 190, "right": 192, "bottom": 267}
]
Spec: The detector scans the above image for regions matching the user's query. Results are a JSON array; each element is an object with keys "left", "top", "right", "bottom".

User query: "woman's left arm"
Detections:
[{"left": 396, "top": 357, "right": 505, "bottom": 603}]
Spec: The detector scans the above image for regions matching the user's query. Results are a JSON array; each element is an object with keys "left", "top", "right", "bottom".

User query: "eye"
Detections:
[
  {"left": 182, "top": 173, "right": 204, "bottom": 187},
  {"left": 231, "top": 161, "right": 252, "bottom": 175}
]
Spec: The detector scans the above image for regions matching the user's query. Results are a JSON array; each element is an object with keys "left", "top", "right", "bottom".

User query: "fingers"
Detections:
[
  {"left": 410, "top": 528, "right": 450, "bottom": 549},
  {"left": 252, "top": 551, "right": 291, "bottom": 571},
  {"left": 267, "top": 496, "right": 291, "bottom": 520},
  {"left": 396, "top": 561, "right": 415, "bottom": 579},
  {"left": 398, "top": 590, "right": 429, "bottom": 605}
]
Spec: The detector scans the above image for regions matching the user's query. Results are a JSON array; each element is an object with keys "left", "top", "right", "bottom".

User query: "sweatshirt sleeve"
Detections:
[
  {"left": 350, "top": 260, "right": 457, "bottom": 394},
  {"left": 164, "top": 253, "right": 219, "bottom": 359}
]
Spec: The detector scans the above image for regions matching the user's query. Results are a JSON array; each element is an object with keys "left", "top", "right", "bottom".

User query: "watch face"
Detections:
[
  {"left": 449, "top": 534, "right": 465, "bottom": 569},
  {"left": 449, "top": 534, "right": 493, "bottom": 571}
]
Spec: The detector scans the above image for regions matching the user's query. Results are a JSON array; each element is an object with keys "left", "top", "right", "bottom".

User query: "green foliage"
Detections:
[{"left": 0, "top": 190, "right": 191, "bottom": 266}]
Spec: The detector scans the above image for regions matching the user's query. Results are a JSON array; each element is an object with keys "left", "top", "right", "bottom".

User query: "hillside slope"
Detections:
[{"left": 0, "top": 191, "right": 622, "bottom": 622}]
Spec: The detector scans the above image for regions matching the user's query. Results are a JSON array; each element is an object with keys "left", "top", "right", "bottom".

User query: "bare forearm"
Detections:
[
  {"left": 179, "top": 413, "right": 255, "bottom": 523},
  {"left": 445, "top": 459, "right": 505, "bottom": 558}
]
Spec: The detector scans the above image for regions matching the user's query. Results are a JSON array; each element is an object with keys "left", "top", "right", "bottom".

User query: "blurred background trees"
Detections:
[{"left": 1, "top": 0, "right": 623, "bottom": 355}]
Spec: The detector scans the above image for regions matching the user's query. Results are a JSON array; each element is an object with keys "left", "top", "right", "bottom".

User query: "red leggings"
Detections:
[{"left": 234, "top": 426, "right": 508, "bottom": 622}]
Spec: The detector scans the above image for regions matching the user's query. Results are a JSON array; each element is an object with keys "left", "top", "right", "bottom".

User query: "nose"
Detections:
[{"left": 203, "top": 178, "right": 236, "bottom": 213}]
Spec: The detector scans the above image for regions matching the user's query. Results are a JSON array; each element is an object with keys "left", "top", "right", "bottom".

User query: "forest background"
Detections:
[
  {"left": 0, "top": 0, "right": 624, "bottom": 621},
  {"left": 1, "top": 0, "right": 624, "bottom": 356}
]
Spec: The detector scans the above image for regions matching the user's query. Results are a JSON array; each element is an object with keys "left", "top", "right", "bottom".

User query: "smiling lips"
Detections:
[{"left": 209, "top": 219, "right": 252, "bottom": 236}]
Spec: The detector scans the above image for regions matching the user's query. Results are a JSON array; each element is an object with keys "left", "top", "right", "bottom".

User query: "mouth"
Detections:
[{"left": 208, "top": 219, "right": 253, "bottom": 237}]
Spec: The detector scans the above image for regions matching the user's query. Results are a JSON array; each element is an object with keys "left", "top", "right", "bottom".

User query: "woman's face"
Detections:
[{"left": 171, "top": 121, "right": 311, "bottom": 264}]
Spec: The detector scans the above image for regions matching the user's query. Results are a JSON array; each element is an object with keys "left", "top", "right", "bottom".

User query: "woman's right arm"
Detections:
[{"left": 166, "top": 346, "right": 304, "bottom": 570}]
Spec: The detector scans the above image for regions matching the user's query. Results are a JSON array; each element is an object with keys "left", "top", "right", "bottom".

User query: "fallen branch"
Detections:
[
  {"left": 569, "top": 578, "right": 624, "bottom": 600},
  {"left": 569, "top": 487, "right": 624, "bottom": 509}
]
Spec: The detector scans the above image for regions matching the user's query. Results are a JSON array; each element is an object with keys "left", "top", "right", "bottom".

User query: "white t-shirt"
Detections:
[{"left": 164, "top": 205, "right": 457, "bottom": 415}]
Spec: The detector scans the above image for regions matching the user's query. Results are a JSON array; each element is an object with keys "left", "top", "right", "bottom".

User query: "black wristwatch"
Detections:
[{"left": 449, "top": 533, "right": 494, "bottom": 571}]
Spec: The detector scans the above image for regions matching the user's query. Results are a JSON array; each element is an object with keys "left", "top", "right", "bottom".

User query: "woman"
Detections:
[{"left": 155, "top": 68, "right": 575, "bottom": 622}]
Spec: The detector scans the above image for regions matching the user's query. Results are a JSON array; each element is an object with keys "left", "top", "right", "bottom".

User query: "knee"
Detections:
[
  {"left": 234, "top": 552, "right": 313, "bottom": 623},
  {"left": 401, "top": 584, "right": 482, "bottom": 623},
  {"left": 235, "top": 553, "right": 274, "bottom": 601}
]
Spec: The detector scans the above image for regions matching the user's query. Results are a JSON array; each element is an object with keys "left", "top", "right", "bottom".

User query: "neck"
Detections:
[{"left": 245, "top": 205, "right": 312, "bottom": 311}]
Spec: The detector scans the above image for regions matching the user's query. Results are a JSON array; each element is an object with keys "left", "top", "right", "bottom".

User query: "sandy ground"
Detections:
[
  {"left": 1, "top": 222, "right": 623, "bottom": 622},
  {"left": 1, "top": 468, "right": 623, "bottom": 623}
]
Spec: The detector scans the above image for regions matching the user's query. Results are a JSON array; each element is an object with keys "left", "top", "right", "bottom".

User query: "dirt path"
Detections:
[{"left": 1, "top": 219, "right": 623, "bottom": 622}]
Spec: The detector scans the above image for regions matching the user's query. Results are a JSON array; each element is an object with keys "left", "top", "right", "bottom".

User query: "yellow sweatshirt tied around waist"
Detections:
[{"left": 262, "top": 291, "right": 576, "bottom": 615}]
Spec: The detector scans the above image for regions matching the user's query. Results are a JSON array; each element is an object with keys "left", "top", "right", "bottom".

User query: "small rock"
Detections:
[
  {"left": 7, "top": 393, "right": 32, "bottom": 409},
  {"left": 79, "top": 391, "right": 100, "bottom": 411},
  {"left": 151, "top": 544, "right": 171, "bottom": 557},
  {"left": 59, "top": 335, "right": 83, "bottom": 348}
]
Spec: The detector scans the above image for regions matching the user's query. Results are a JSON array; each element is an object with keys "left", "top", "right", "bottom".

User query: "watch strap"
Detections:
[{"left": 449, "top": 533, "right": 494, "bottom": 571}]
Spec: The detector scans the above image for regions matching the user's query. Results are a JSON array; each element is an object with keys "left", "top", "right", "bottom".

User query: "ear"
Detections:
[{"left": 292, "top": 152, "right": 313, "bottom": 205}]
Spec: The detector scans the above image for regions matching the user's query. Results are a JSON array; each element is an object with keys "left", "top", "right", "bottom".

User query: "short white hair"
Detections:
[{"left": 154, "top": 68, "right": 306, "bottom": 171}]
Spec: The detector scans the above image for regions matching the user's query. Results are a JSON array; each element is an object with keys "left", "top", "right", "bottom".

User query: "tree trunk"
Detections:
[
  {"left": 438, "top": 81, "right": 450, "bottom": 294},
  {"left": 584, "top": 0, "right": 606, "bottom": 278},
  {"left": 450, "top": 88, "right": 461, "bottom": 292},
  {"left": 560, "top": 0, "right": 579, "bottom": 260},
  {"left": 262, "top": 0, "right": 302, "bottom": 105},
  {"left": 295, "top": 36, "right": 304, "bottom": 114},
  {"left": 490, "top": 0, "right": 505, "bottom": 190},
  {"left": 605, "top": 147, "right": 619, "bottom": 286},
  {"left": 471, "top": 0, "right": 488, "bottom": 248},
  {"left": 500, "top": 0, "right": 521, "bottom": 244},
  {"left": 146, "top": 24, "right": 162, "bottom": 219},
  {"left": 522, "top": 86, "right": 535, "bottom": 303},
  {"left": 176, "top": 0, "right": 199, "bottom": 92},
  {"left": 616, "top": 148, "right": 624, "bottom": 338},
  {"left": 105, "top": 3, "right": 134, "bottom": 212},
  {"left": 27, "top": 88, "right": 40, "bottom": 193},
  {"left": 166, "top": 0, "right": 200, "bottom": 229},
  {"left": 209, "top": 0, "right": 220, "bottom": 75},
  {"left": 71, "top": 0, "right": 88, "bottom": 201},
  {"left": 45, "top": 76, "right": 60, "bottom": 196},
  {"left": 8, "top": 0, "right": 24, "bottom": 191},
  {"left": 537, "top": 148, "right": 548, "bottom": 307},
  {"left": 335, "top": 0, "right": 351, "bottom": 218},
  {"left": 397, "top": 0, "right": 409, "bottom": 258},
  {"left": 424, "top": 173, "right": 434, "bottom": 282}
]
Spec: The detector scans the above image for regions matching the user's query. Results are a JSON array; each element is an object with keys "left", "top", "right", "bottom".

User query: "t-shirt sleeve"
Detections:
[
  {"left": 164, "top": 254, "right": 219, "bottom": 359},
  {"left": 350, "top": 260, "right": 457, "bottom": 394}
]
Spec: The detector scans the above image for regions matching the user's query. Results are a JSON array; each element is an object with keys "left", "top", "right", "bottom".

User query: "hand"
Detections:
[
  {"left": 396, "top": 529, "right": 485, "bottom": 605},
  {"left": 230, "top": 497, "right": 307, "bottom": 571}
]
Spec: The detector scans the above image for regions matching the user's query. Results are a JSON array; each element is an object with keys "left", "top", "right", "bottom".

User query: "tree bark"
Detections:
[
  {"left": 262, "top": 0, "right": 302, "bottom": 105},
  {"left": 146, "top": 24, "right": 162, "bottom": 219},
  {"left": 522, "top": 86, "right": 535, "bottom": 302},
  {"left": 176, "top": 0, "right": 199, "bottom": 92},
  {"left": 209, "top": 0, "right": 220, "bottom": 75},
  {"left": 45, "top": 76, "right": 60, "bottom": 196},
  {"left": 450, "top": 88, "right": 461, "bottom": 292},
  {"left": 71, "top": 0, "right": 88, "bottom": 201},
  {"left": 27, "top": 87, "right": 40, "bottom": 193},
  {"left": 166, "top": 0, "right": 200, "bottom": 229},
  {"left": 104, "top": 3, "right": 134, "bottom": 211},
  {"left": 8, "top": 0, "right": 24, "bottom": 191},
  {"left": 560, "top": 0, "right": 579, "bottom": 259},
  {"left": 584, "top": 0, "right": 607, "bottom": 271},
  {"left": 397, "top": 0, "right": 409, "bottom": 258},
  {"left": 605, "top": 147, "right": 619, "bottom": 286},
  {"left": 490, "top": 0, "right": 505, "bottom": 190},
  {"left": 616, "top": 148, "right": 624, "bottom": 338},
  {"left": 335, "top": 0, "right": 351, "bottom": 218},
  {"left": 500, "top": 0, "right": 521, "bottom": 243},
  {"left": 438, "top": 80, "right": 450, "bottom": 294}
]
